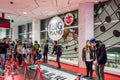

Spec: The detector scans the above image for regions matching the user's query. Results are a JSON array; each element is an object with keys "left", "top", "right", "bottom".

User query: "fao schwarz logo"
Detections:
[{"left": 64, "top": 13, "right": 74, "bottom": 26}]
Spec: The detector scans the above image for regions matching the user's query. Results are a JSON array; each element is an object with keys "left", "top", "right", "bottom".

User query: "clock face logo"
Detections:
[
  {"left": 64, "top": 13, "right": 74, "bottom": 26},
  {"left": 48, "top": 16, "right": 64, "bottom": 40}
]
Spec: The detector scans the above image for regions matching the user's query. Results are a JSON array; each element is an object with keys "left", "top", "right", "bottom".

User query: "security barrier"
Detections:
[{"left": 4, "top": 58, "right": 44, "bottom": 80}]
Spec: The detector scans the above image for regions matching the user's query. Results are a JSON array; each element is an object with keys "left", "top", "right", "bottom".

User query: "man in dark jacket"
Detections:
[
  {"left": 90, "top": 38, "right": 107, "bottom": 80},
  {"left": 43, "top": 40, "right": 49, "bottom": 63},
  {"left": 51, "top": 41, "right": 62, "bottom": 69},
  {"left": 0, "top": 38, "right": 9, "bottom": 71}
]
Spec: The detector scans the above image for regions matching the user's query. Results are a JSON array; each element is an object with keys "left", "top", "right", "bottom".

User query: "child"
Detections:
[
  {"left": 37, "top": 50, "right": 42, "bottom": 60},
  {"left": 31, "top": 47, "right": 36, "bottom": 64}
]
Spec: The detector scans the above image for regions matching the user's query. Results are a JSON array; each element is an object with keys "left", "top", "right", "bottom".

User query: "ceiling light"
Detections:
[
  {"left": 8, "top": 16, "right": 10, "bottom": 18},
  {"left": 95, "top": 0, "right": 99, "bottom": 3},
  {"left": 23, "top": 12, "right": 27, "bottom": 14}
]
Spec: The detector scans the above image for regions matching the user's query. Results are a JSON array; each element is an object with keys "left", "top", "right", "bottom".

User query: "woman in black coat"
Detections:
[{"left": 82, "top": 40, "right": 94, "bottom": 79}]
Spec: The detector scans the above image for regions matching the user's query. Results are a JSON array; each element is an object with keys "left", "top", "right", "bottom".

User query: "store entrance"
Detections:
[{"left": 40, "top": 27, "right": 79, "bottom": 64}]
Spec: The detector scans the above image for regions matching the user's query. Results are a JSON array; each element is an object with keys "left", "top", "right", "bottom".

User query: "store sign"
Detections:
[
  {"left": 0, "top": 18, "right": 10, "bottom": 28},
  {"left": 64, "top": 13, "right": 74, "bottom": 25},
  {"left": 48, "top": 16, "right": 64, "bottom": 40}
]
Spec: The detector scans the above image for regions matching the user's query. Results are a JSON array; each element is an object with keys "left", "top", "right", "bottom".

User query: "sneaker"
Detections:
[
  {"left": 1, "top": 73, "right": 4, "bottom": 76},
  {"left": 56, "top": 67, "right": 61, "bottom": 69},
  {"left": 0, "top": 68, "right": 3, "bottom": 73},
  {"left": 0, "top": 69, "right": 5, "bottom": 76},
  {"left": 4, "top": 69, "right": 7, "bottom": 73}
]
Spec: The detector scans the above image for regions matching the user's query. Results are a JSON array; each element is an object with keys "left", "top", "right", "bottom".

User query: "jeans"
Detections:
[
  {"left": 0, "top": 54, "right": 6, "bottom": 70},
  {"left": 17, "top": 54, "right": 22, "bottom": 65},
  {"left": 56, "top": 52, "right": 62, "bottom": 68},
  {"left": 95, "top": 64, "right": 105, "bottom": 80},
  {"left": 85, "top": 61, "right": 93, "bottom": 78}
]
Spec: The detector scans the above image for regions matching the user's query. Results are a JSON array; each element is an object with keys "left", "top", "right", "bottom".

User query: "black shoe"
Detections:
[
  {"left": 56, "top": 67, "right": 61, "bottom": 69},
  {"left": 89, "top": 77, "right": 93, "bottom": 79},
  {"left": 84, "top": 75, "right": 88, "bottom": 77},
  {"left": 2, "top": 73, "right": 4, "bottom": 76}
]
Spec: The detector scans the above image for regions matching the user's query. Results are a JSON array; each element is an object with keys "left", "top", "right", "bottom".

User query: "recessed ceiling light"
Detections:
[
  {"left": 23, "top": 12, "right": 27, "bottom": 14},
  {"left": 95, "top": 0, "right": 99, "bottom": 3}
]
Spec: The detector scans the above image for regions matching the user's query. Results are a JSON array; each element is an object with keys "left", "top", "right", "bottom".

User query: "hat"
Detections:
[{"left": 90, "top": 38, "right": 96, "bottom": 43}]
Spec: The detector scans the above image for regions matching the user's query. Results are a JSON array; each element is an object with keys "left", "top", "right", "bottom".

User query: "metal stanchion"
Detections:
[
  {"left": 22, "top": 61, "right": 31, "bottom": 80},
  {"left": 32, "top": 60, "right": 45, "bottom": 80},
  {"left": 5, "top": 58, "right": 25, "bottom": 80},
  {"left": 5, "top": 58, "right": 45, "bottom": 80},
  {"left": 75, "top": 73, "right": 81, "bottom": 80}
]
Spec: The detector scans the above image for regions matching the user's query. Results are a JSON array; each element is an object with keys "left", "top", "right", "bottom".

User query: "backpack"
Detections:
[{"left": 57, "top": 44, "right": 63, "bottom": 53}]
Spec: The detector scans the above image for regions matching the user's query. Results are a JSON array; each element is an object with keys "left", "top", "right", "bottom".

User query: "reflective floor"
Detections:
[
  {"left": 0, "top": 61, "right": 120, "bottom": 80},
  {"left": 24, "top": 63, "right": 96, "bottom": 80}
]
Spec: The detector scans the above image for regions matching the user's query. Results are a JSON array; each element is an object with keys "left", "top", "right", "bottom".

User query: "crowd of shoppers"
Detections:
[
  {"left": 0, "top": 37, "right": 107, "bottom": 80},
  {"left": 0, "top": 38, "right": 49, "bottom": 75}
]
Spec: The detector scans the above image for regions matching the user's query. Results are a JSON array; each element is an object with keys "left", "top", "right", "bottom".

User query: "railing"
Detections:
[{"left": 5, "top": 59, "right": 45, "bottom": 80}]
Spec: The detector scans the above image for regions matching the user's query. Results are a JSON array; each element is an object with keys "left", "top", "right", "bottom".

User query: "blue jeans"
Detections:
[{"left": 0, "top": 54, "right": 6, "bottom": 70}]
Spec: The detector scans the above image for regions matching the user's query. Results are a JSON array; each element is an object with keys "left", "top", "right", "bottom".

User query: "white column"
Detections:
[
  {"left": 12, "top": 26, "right": 18, "bottom": 41},
  {"left": 32, "top": 19, "right": 40, "bottom": 44},
  {"left": 78, "top": 2, "right": 94, "bottom": 68}
]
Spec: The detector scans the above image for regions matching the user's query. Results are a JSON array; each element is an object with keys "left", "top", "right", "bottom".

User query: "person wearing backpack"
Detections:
[{"left": 51, "top": 41, "right": 63, "bottom": 69}]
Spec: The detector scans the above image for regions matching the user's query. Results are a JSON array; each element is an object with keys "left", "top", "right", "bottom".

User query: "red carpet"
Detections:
[{"left": 48, "top": 60, "right": 120, "bottom": 80}]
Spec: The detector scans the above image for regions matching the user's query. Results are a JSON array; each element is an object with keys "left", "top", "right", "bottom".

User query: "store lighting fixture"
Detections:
[
  {"left": 23, "top": 12, "right": 27, "bottom": 14},
  {"left": 95, "top": 0, "right": 99, "bottom": 3},
  {"left": 8, "top": 15, "right": 10, "bottom": 18}
]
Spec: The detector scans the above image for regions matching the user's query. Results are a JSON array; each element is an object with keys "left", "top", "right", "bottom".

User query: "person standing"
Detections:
[
  {"left": 90, "top": 38, "right": 107, "bottom": 80},
  {"left": 34, "top": 41, "right": 40, "bottom": 56},
  {"left": 82, "top": 40, "right": 94, "bottom": 79},
  {"left": 51, "top": 41, "right": 62, "bottom": 69},
  {"left": 30, "top": 47, "right": 36, "bottom": 64},
  {"left": 0, "top": 38, "right": 9, "bottom": 71},
  {"left": 14, "top": 40, "right": 19, "bottom": 59},
  {"left": 17, "top": 43, "right": 23, "bottom": 66},
  {"left": 43, "top": 40, "right": 49, "bottom": 63},
  {"left": 22, "top": 44, "right": 27, "bottom": 59}
]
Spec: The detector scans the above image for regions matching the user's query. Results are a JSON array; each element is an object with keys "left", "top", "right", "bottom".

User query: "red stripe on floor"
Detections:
[{"left": 48, "top": 60, "right": 120, "bottom": 80}]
